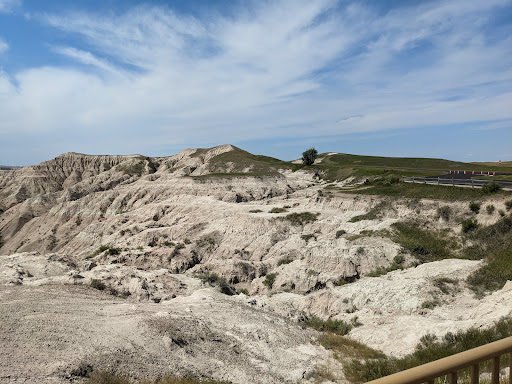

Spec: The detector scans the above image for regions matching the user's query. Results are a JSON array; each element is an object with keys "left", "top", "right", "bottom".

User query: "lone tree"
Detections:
[{"left": 302, "top": 148, "right": 318, "bottom": 166}]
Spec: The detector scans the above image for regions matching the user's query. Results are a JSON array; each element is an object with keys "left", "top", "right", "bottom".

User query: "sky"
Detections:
[{"left": 0, "top": 0, "right": 511, "bottom": 166}]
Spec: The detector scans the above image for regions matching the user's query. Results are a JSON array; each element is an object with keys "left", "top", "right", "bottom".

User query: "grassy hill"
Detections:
[{"left": 318, "top": 153, "right": 512, "bottom": 172}]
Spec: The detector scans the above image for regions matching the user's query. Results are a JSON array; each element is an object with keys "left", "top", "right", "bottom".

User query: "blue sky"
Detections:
[{"left": 1, "top": 0, "right": 511, "bottom": 165}]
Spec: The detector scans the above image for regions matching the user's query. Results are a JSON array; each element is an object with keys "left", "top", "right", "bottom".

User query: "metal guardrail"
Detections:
[
  {"left": 403, "top": 177, "right": 512, "bottom": 190},
  {"left": 366, "top": 336, "right": 512, "bottom": 384}
]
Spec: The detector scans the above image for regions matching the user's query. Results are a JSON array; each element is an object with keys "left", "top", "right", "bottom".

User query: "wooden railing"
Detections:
[{"left": 366, "top": 336, "right": 512, "bottom": 384}]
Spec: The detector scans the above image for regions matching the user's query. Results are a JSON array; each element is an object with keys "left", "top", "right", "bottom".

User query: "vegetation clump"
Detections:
[
  {"left": 481, "top": 181, "right": 501, "bottom": 194},
  {"left": 197, "top": 272, "right": 236, "bottom": 296},
  {"left": 281, "top": 212, "right": 319, "bottom": 225},
  {"left": 301, "top": 314, "right": 352, "bottom": 336},
  {"left": 263, "top": 273, "right": 277, "bottom": 289},
  {"left": 343, "top": 317, "right": 512, "bottom": 382},
  {"left": 461, "top": 219, "right": 478, "bottom": 233},
  {"left": 469, "top": 202, "right": 481, "bottom": 214},
  {"left": 392, "top": 222, "right": 455, "bottom": 263},
  {"left": 335, "top": 229, "right": 346, "bottom": 238},
  {"left": 269, "top": 207, "right": 287, "bottom": 213}
]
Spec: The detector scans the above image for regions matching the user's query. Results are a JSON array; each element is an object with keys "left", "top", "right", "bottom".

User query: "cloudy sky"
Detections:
[{"left": 0, "top": 0, "right": 511, "bottom": 165}]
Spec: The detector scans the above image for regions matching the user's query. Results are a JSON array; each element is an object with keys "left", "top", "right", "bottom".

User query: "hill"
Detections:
[{"left": 0, "top": 145, "right": 511, "bottom": 383}]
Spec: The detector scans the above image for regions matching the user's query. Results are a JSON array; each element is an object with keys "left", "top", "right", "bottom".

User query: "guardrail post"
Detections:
[
  {"left": 509, "top": 351, "right": 512, "bottom": 384},
  {"left": 471, "top": 363, "right": 479, "bottom": 384},
  {"left": 438, "top": 177, "right": 440, "bottom": 185},
  {"left": 492, "top": 356, "right": 500, "bottom": 384},
  {"left": 412, "top": 176, "right": 415, "bottom": 183},
  {"left": 471, "top": 179, "right": 474, "bottom": 188},
  {"left": 452, "top": 177, "right": 454, "bottom": 186},
  {"left": 450, "top": 371, "right": 458, "bottom": 384}
]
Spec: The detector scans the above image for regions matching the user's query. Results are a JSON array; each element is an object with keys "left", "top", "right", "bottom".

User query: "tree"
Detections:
[{"left": 302, "top": 148, "right": 318, "bottom": 166}]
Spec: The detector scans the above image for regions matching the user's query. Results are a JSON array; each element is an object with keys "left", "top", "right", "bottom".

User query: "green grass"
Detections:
[
  {"left": 192, "top": 146, "right": 298, "bottom": 176},
  {"left": 391, "top": 222, "right": 457, "bottom": 263},
  {"left": 338, "top": 180, "right": 511, "bottom": 201},
  {"left": 348, "top": 201, "right": 390, "bottom": 222},
  {"left": 301, "top": 314, "right": 353, "bottom": 336},
  {"left": 319, "top": 153, "right": 512, "bottom": 172},
  {"left": 343, "top": 317, "right": 512, "bottom": 383},
  {"left": 466, "top": 217, "right": 512, "bottom": 293}
]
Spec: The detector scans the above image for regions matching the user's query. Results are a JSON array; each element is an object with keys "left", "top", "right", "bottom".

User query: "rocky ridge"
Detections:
[{"left": 0, "top": 145, "right": 511, "bottom": 383}]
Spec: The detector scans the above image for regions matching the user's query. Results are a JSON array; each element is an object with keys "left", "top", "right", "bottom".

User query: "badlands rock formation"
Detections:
[{"left": 0, "top": 145, "right": 511, "bottom": 383}]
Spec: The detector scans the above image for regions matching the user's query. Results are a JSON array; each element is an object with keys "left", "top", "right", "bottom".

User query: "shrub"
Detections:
[
  {"left": 335, "top": 229, "right": 346, "bottom": 238},
  {"left": 392, "top": 222, "right": 455, "bottom": 263},
  {"left": 462, "top": 219, "right": 478, "bottom": 233},
  {"left": 277, "top": 257, "right": 294, "bottom": 266},
  {"left": 481, "top": 181, "right": 501, "bottom": 194},
  {"left": 301, "top": 314, "right": 352, "bottom": 336},
  {"left": 498, "top": 209, "right": 505, "bottom": 217},
  {"left": 197, "top": 272, "right": 236, "bottom": 295},
  {"left": 282, "top": 212, "right": 319, "bottom": 225},
  {"left": 263, "top": 273, "right": 277, "bottom": 289},
  {"left": 301, "top": 233, "right": 316, "bottom": 243},
  {"left": 302, "top": 148, "right": 318, "bottom": 166},
  {"left": 486, "top": 204, "right": 495, "bottom": 214},
  {"left": 506, "top": 200, "right": 512, "bottom": 211},
  {"left": 269, "top": 207, "right": 287, "bottom": 213},
  {"left": 469, "top": 202, "right": 481, "bottom": 214},
  {"left": 344, "top": 317, "right": 512, "bottom": 382},
  {"left": 249, "top": 209, "right": 262, "bottom": 213},
  {"left": 421, "top": 300, "right": 440, "bottom": 309},
  {"left": 437, "top": 205, "right": 451, "bottom": 221},
  {"left": 90, "top": 279, "right": 106, "bottom": 291},
  {"left": 106, "top": 247, "right": 121, "bottom": 256}
]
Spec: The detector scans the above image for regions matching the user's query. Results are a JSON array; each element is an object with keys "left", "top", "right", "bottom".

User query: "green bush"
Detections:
[
  {"left": 469, "top": 202, "right": 481, "bottom": 214},
  {"left": 269, "top": 207, "right": 287, "bottom": 213},
  {"left": 300, "top": 233, "right": 316, "bottom": 242},
  {"left": 437, "top": 205, "right": 451, "bottom": 221},
  {"left": 197, "top": 272, "right": 236, "bottom": 295},
  {"left": 263, "top": 273, "right": 277, "bottom": 289},
  {"left": 344, "top": 317, "right": 512, "bottom": 382},
  {"left": 302, "top": 314, "right": 352, "bottom": 336},
  {"left": 481, "top": 182, "right": 501, "bottom": 194},
  {"left": 335, "top": 229, "right": 346, "bottom": 238},
  {"left": 282, "top": 212, "right": 319, "bottom": 225},
  {"left": 462, "top": 219, "right": 478, "bottom": 233},
  {"left": 505, "top": 200, "right": 512, "bottom": 211},
  {"left": 90, "top": 279, "right": 106, "bottom": 291},
  {"left": 277, "top": 257, "right": 294, "bottom": 266},
  {"left": 499, "top": 209, "right": 505, "bottom": 217},
  {"left": 486, "top": 204, "right": 495, "bottom": 214}
]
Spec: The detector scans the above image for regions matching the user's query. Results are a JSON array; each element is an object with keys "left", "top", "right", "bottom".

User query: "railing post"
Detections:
[
  {"left": 450, "top": 371, "right": 458, "bottom": 384},
  {"left": 452, "top": 177, "right": 454, "bottom": 186},
  {"left": 509, "top": 351, "right": 512, "bottom": 384},
  {"left": 471, "top": 179, "right": 474, "bottom": 188},
  {"left": 471, "top": 364, "right": 479, "bottom": 384},
  {"left": 492, "top": 356, "right": 500, "bottom": 384},
  {"left": 438, "top": 177, "right": 440, "bottom": 185}
]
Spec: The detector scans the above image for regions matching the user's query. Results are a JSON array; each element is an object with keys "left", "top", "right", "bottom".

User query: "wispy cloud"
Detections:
[
  {"left": 0, "top": 0, "right": 20, "bottom": 14},
  {"left": 0, "top": 0, "right": 511, "bottom": 163},
  {"left": 0, "top": 38, "right": 8, "bottom": 54}
]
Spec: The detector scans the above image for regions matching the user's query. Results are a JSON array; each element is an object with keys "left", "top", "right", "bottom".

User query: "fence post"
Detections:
[
  {"left": 412, "top": 176, "right": 415, "bottom": 183},
  {"left": 471, "top": 179, "right": 474, "bottom": 188},
  {"left": 438, "top": 177, "right": 440, "bottom": 185},
  {"left": 452, "top": 178, "right": 454, "bottom": 186}
]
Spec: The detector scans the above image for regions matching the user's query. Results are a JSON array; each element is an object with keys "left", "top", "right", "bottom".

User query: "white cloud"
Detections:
[
  {"left": 0, "top": 38, "right": 8, "bottom": 54},
  {"left": 1, "top": 0, "right": 511, "bottom": 163},
  {"left": 0, "top": 0, "right": 20, "bottom": 13}
]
